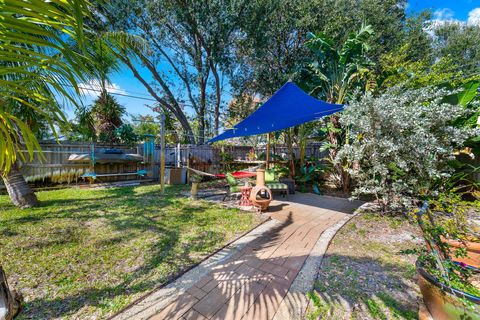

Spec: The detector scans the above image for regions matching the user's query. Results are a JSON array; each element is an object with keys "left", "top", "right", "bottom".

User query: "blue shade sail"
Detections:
[{"left": 208, "top": 82, "right": 343, "bottom": 143}]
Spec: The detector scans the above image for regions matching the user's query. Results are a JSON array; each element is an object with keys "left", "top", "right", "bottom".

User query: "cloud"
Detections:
[
  {"left": 468, "top": 7, "right": 480, "bottom": 26},
  {"left": 433, "top": 8, "right": 455, "bottom": 21},
  {"left": 78, "top": 80, "right": 127, "bottom": 98},
  {"left": 425, "top": 7, "right": 469, "bottom": 34}
]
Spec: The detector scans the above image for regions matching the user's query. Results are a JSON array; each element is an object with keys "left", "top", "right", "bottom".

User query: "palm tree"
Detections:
[
  {"left": 303, "top": 25, "right": 375, "bottom": 192},
  {"left": 0, "top": 0, "right": 90, "bottom": 207}
]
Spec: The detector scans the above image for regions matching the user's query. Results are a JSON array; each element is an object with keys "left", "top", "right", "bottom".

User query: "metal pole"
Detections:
[
  {"left": 160, "top": 111, "right": 165, "bottom": 194},
  {"left": 176, "top": 143, "right": 181, "bottom": 168}
]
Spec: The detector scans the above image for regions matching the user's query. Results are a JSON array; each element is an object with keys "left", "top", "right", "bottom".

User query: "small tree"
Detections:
[
  {"left": 90, "top": 92, "right": 125, "bottom": 143},
  {"left": 337, "top": 88, "right": 479, "bottom": 212}
]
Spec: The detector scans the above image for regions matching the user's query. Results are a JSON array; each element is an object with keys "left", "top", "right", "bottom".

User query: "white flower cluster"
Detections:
[{"left": 337, "top": 88, "right": 479, "bottom": 212}]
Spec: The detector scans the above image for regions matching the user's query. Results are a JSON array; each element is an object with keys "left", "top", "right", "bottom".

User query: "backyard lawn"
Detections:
[{"left": 0, "top": 185, "right": 261, "bottom": 319}]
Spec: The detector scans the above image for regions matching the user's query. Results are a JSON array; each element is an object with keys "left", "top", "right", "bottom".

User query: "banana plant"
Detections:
[
  {"left": 304, "top": 24, "right": 375, "bottom": 104},
  {"left": 300, "top": 25, "right": 375, "bottom": 192}
]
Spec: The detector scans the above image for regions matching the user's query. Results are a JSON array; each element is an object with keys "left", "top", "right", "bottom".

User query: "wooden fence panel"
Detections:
[
  {"left": 17, "top": 141, "right": 146, "bottom": 185},
  {"left": 1, "top": 141, "right": 330, "bottom": 189}
]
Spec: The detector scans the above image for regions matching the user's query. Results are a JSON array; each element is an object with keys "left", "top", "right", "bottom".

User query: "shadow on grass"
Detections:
[
  {"left": 1, "top": 185, "right": 248, "bottom": 319},
  {"left": 310, "top": 253, "right": 419, "bottom": 320},
  {"left": 118, "top": 211, "right": 418, "bottom": 320}
]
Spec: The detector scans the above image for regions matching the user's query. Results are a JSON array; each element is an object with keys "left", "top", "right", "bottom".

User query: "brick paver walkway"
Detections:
[{"left": 148, "top": 194, "right": 360, "bottom": 320}]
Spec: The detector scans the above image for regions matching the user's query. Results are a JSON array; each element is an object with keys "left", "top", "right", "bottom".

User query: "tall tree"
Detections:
[
  {"left": 433, "top": 22, "right": 480, "bottom": 74},
  {"left": 231, "top": 0, "right": 428, "bottom": 97},
  {"left": 232, "top": 0, "right": 318, "bottom": 97},
  {"left": 0, "top": 0, "right": 90, "bottom": 208},
  {"left": 95, "top": 0, "right": 242, "bottom": 144}
]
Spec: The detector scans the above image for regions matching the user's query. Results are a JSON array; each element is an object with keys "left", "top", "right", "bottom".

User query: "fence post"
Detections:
[{"left": 160, "top": 112, "right": 165, "bottom": 194}]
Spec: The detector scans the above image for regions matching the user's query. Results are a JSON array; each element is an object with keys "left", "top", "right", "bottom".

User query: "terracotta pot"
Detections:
[
  {"left": 443, "top": 238, "right": 480, "bottom": 268},
  {"left": 417, "top": 260, "right": 480, "bottom": 320}
]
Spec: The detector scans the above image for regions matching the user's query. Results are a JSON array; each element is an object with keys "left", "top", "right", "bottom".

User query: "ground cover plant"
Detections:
[
  {"left": 0, "top": 185, "right": 260, "bottom": 319},
  {"left": 308, "top": 211, "right": 422, "bottom": 320}
]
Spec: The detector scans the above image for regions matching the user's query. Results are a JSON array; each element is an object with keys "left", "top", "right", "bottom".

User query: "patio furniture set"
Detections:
[{"left": 224, "top": 169, "right": 293, "bottom": 211}]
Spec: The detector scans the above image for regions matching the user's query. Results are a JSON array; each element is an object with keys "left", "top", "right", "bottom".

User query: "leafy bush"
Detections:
[
  {"left": 337, "top": 88, "right": 479, "bottom": 212},
  {"left": 115, "top": 124, "right": 139, "bottom": 146}
]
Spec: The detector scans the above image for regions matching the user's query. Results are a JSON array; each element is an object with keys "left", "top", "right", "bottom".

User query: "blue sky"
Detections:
[
  {"left": 71, "top": 0, "right": 480, "bottom": 122},
  {"left": 408, "top": 0, "right": 480, "bottom": 21}
]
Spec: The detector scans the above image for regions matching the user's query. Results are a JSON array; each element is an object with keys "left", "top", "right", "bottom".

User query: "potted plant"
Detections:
[
  {"left": 414, "top": 202, "right": 480, "bottom": 320},
  {"left": 429, "top": 165, "right": 480, "bottom": 268},
  {"left": 429, "top": 192, "right": 480, "bottom": 268}
]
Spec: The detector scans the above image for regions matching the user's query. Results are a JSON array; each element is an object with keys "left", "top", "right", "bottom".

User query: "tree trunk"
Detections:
[
  {"left": 197, "top": 78, "right": 207, "bottom": 145},
  {"left": 120, "top": 55, "right": 197, "bottom": 144},
  {"left": 0, "top": 265, "right": 22, "bottom": 320},
  {"left": 210, "top": 63, "right": 221, "bottom": 136},
  {"left": 1, "top": 162, "right": 38, "bottom": 208}
]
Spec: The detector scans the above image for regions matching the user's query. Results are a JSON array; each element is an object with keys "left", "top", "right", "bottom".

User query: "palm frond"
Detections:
[{"left": 0, "top": 0, "right": 91, "bottom": 173}]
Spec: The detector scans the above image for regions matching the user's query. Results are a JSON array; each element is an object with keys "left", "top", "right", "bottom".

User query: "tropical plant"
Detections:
[
  {"left": 90, "top": 92, "right": 125, "bottom": 143},
  {"left": 115, "top": 123, "right": 139, "bottom": 146},
  {"left": 337, "top": 88, "right": 479, "bottom": 212},
  {"left": 304, "top": 24, "right": 375, "bottom": 104},
  {"left": 302, "top": 24, "right": 375, "bottom": 192},
  {"left": 0, "top": 0, "right": 89, "bottom": 207},
  {"left": 295, "top": 159, "right": 326, "bottom": 194}
]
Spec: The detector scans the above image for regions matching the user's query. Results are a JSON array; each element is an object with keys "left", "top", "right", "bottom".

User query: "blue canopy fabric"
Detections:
[{"left": 208, "top": 82, "right": 343, "bottom": 143}]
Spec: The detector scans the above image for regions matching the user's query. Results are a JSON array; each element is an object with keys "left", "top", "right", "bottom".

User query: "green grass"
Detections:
[{"left": 0, "top": 185, "right": 260, "bottom": 319}]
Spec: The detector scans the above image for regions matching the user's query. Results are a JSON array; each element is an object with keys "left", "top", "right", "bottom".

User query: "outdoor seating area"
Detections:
[{"left": 1, "top": 1, "right": 480, "bottom": 320}]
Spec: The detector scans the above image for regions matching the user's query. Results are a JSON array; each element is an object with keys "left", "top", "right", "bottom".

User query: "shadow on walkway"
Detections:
[{"left": 143, "top": 194, "right": 364, "bottom": 320}]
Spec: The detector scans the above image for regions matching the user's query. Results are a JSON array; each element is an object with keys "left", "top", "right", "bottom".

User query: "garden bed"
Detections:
[
  {"left": 308, "top": 211, "right": 423, "bottom": 320},
  {"left": 0, "top": 185, "right": 261, "bottom": 319}
]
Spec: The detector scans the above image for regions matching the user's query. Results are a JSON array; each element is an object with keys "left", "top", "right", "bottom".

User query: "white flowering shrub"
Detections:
[{"left": 337, "top": 88, "right": 479, "bottom": 212}]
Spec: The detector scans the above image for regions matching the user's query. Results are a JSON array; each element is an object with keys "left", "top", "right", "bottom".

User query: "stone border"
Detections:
[
  {"left": 272, "top": 201, "right": 372, "bottom": 320},
  {"left": 110, "top": 218, "right": 281, "bottom": 320}
]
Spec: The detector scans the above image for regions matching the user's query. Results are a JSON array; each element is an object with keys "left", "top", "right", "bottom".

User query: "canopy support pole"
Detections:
[{"left": 266, "top": 133, "right": 271, "bottom": 170}]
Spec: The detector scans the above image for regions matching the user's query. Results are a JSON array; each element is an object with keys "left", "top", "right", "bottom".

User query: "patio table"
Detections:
[{"left": 239, "top": 186, "right": 253, "bottom": 206}]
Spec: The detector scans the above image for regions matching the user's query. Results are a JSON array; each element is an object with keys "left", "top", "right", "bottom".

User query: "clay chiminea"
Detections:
[{"left": 250, "top": 169, "right": 272, "bottom": 211}]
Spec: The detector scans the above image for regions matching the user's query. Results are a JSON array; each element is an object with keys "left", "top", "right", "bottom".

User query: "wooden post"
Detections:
[
  {"left": 186, "top": 145, "right": 191, "bottom": 182},
  {"left": 265, "top": 133, "right": 271, "bottom": 170},
  {"left": 160, "top": 112, "right": 165, "bottom": 194}
]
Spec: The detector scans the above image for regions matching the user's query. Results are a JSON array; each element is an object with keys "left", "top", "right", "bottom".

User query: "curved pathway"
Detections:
[{"left": 112, "top": 193, "right": 362, "bottom": 320}]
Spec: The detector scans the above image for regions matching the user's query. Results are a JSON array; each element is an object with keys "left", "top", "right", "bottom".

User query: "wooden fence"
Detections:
[
  {"left": 1, "top": 140, "right": 477, "bottom": 189},
  {"left": 0, "top": 141, "right": 327, "bottom": 188},
  {"left": 18, "top": 141, "right": 143, "bottom": 185}
]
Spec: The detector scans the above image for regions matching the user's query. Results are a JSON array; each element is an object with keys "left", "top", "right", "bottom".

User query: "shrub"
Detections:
[{"left": 337, "top": 88, "right": 478, "bottom": 212}]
